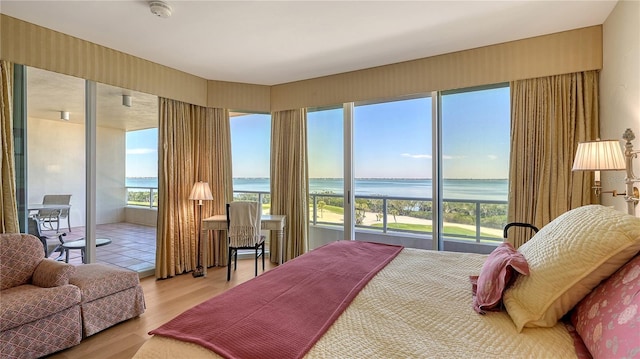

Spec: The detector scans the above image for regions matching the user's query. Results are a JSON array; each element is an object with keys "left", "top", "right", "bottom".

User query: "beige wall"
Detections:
[
  {"left": 0, "top": 14, "right": 270, "bottom": 112},
  {"left": 27, "top": 118, "right": 125, "bottom": 226},
  {"left": 3, "top": 14, "right": 602, "bottom": 114},
  {"left": 600, "top": 0, "right": 640, "bottom": 217},
  {"left": 271, "top": 26, "right": 603, "bottom": 111}
]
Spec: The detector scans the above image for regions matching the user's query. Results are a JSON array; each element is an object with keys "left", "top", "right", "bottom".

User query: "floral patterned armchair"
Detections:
[{"left": 0, "top": 233, "right": 82, "bottom": 358}]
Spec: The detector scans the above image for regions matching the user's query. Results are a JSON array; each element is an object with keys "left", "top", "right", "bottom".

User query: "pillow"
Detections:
[
  {"left": 503, "top": 205, "right": 640, "bottom": 332},
  {"left": 571, "top": 254, "right": 640, "bottom": 359},
  {"left": 470, "top": 242, "right": 529, "bottom": 314}
]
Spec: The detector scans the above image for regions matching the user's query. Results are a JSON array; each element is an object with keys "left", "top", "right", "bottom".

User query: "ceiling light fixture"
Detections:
[
  {"left": 122, "top": 94, "right": 132, "bottom": 107},
  {"left": 60, "top": 111, "right": 70, "bottom": 121},
  {"left": 149, "top": 1, "right": 172, "bottom": 18}
]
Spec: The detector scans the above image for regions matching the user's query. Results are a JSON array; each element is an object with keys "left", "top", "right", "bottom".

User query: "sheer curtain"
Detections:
[
  {"left": 0, "top": 60, "right": 19, "bottom": 233},
  {"left": 507, "top": 71, "right": 598, "bottom": 248},
  {"left": 156, "top": 98, "right": 232, "bottom": 279},
  {"left": 270, "top": 108, "right": 309, "bottom": 262}
]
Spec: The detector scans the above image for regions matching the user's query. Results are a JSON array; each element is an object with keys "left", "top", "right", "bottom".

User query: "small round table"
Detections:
[{"left": 61, "top": 238, "right": 112, "bottom": 263}]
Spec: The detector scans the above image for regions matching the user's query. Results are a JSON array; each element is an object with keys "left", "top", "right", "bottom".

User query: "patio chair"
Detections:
[
  {"left": 27, "top": 217, "right": 66, "bottom": 260},
  {"left": 35, "top": 194, "right": 72, "bottom": 232}
]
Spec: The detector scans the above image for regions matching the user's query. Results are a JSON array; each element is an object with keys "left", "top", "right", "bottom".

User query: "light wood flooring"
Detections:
[{"left": 46, "top": 259, "right": 276, "bottom": 359}]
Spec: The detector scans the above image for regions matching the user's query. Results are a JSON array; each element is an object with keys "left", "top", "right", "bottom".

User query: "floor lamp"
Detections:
[{"left": 189, "top": 181, "right": 213, "bottom": 277}]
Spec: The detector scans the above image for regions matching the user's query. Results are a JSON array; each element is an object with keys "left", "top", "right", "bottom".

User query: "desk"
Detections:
[
  {"left": 61, "top": 238, "right": 112, "bottom": 263},
  {"left": 201, "top": 215, "right": 287, "bottom": 276}
]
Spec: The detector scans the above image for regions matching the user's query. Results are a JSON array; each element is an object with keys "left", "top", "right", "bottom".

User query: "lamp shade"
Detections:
[
  {"left": 572, "top": 140, "right": 626, "bottom": 171},
  {"left": 189, "top": 181, "right": 213, "bottom": 204}
]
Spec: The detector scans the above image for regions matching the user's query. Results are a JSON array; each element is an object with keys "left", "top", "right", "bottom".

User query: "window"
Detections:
[
  {"left": 230, "top": 112, "right": 271, "bottom": 212},
  {"left": 440, "top": 85, "right": 510, "bottom": 250},
  {"left": 305, "top": 85, "right": 510, "bottom": 254},
  {"left": 354, "top": 98, "right": 432, "bottom": 235},
  {"left": 126, "top": 128, "right": 159, "bottom": 207}
]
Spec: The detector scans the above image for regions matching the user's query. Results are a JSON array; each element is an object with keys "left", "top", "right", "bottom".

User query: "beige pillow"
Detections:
[{"left": 503, "top": 205, "right": 640, "bottom": 332}]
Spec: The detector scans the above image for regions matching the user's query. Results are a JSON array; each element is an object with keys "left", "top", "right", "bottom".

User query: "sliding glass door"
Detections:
[
  {"left": 307, "top": 107, "right": 346, "bottom": 248},
  {"left": 353, "top": 97, "right": 433, "bottom": 248},
  {"left": 439, "top": 85, "right": 510, "bottom": 253}
]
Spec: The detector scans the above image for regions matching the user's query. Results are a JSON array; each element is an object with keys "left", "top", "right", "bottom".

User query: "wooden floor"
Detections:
[{"left": 46, "top": 259, "right": 276, "bottom": 359}]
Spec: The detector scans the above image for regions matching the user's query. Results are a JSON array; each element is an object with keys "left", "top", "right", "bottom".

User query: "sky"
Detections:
[{"left": 126, "top": 86, "right": 510, "bottom": 180}]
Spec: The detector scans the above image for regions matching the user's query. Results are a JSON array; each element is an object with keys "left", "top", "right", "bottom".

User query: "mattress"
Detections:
[{"left": 133, "top": 247, "right": 577, "bottom": 358}]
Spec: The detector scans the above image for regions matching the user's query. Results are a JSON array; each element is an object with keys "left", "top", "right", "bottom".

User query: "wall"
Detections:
[
  {"left": 600, "top": 0, "right": 640, "bottom": 217},
  {"left": 27, "top": 117, "right": 126, "bottom": 226},
  {"left": 27, "top": 118, "right": 86, "bottom": 228},
  {"left": 271, "top": 26, "right": 603, "bottom": 111},
  {"left": 0, "top": 14, "right": 270, "bottom": 112}
]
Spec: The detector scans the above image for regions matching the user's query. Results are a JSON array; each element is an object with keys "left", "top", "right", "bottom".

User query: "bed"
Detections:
[{"left": 133, "top": 205, "right": 640, "bottom": 359}]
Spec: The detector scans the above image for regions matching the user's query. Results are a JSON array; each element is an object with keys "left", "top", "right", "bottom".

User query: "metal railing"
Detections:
[
  {"left": 126, "top": 187, "right": 158, "bottom": 208},
  {"left": 233, "top": 190, "right": 507, "bottom": 243},
  {"left": 124, "top": 186, "right": 507, "bottom": 243}
]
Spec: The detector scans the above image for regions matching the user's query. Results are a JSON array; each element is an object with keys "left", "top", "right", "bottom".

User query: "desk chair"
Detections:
[
  {"left": 35, "top": 194, "right": 72, "bottom": 232},
  {"left": 27, "top": 217, "right": 66, "bottom": 261},
  {"left": 503, "top": 222, "right": 539, "bottom": 239},
  {"left": 226, "top": 201, "right": 265, "bottom": 281}
]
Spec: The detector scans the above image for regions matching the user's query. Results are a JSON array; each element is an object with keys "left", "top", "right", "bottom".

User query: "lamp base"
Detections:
[{"left": 192, "top": 266, "right": 204, "bottom": 278}]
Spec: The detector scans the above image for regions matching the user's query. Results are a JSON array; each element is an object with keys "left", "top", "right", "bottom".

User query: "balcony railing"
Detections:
[
  {"left": 233, "top": 190, "right": 507, "bottom": 244},
  {"left": 125, "top": 187, "right": 507, "bottom": 243},
  {"left": 126, "top": 187, "right": 158, "bottom": 208}
]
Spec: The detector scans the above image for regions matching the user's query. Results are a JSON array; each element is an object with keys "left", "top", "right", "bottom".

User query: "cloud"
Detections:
[
  {"left": 127, "top": 148, "right": 156, "bottom": 155},
  {"left": 487, "top": 155, "right": 498, "bottom": 160},
  {"left": 402, "top": 153, "right": 470, "bottom": 160},
  {"left": 401, "top": 153, "right": 432, "bottom": 159},
  {"left": 442, "top": 155, "right": 467, "bottom": 160}
]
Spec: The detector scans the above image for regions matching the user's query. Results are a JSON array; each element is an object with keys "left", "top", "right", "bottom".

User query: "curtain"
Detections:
[
  {"left": 270, "top": 109, "right": 309, "bottom": 262},
  {"left": 0, "top": 60, "right": 19, "bottom": 234},
  {"left": 507, "top": 71, "right": 598, "bottom": 248},
  {"left": 156, "top": 98, "right": 232, "bottom": 279}
]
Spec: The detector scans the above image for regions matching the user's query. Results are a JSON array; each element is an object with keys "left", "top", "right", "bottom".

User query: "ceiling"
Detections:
[
  {"left": 1, "top": 0, "right": 618, "bottom": 86},
  {"left": 3, "top": 0, "right": 618, "bottom": 131}
]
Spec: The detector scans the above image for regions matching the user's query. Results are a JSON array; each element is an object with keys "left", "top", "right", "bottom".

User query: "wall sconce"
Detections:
[
  {"left": 622, "top": 129, "right": 640, "bottom": 215},
  {"left": 122, "top": 94, "right": 132, "bottom": 107},
  {"left": 60, "top": 111, "right": 70, "bottom": 121},
  {"left": 572, "top": 128, "right": 640, "bottom": 215}
]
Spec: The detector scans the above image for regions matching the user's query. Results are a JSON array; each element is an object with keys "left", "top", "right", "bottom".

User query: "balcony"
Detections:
[{"left": 234, "top": 190, "right": 507, "bottom": 254}]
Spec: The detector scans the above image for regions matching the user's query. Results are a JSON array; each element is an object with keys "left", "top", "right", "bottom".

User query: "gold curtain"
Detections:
[
  {"left": 156, "top": 98, "right": 232, "bottom": 279},
  {"left": 507, "top": 71, "right": 598, "bottom": 248},
  {"left": 0, "top": 60, "right": 19, "bottom": 234},
  {"left": 270, "top": 109, "right": 309, "bottom": 262}
]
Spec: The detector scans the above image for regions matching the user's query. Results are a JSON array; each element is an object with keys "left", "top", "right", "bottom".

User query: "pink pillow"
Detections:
[
  {"left": 471, "top": 242, "right": 529, "bottom": 314},
  {"left": 571, "top": 254, "right": 640, "bottom": 359}
]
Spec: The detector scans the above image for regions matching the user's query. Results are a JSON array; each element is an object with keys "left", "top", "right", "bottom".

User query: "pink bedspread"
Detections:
[{"left": 149, "top": 240, "right": 403, "bottom": 359}]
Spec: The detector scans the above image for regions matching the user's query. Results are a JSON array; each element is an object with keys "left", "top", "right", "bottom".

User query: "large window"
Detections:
[
  {"left": 440, "top": 85, "right": 510, "bottom": 250},
  {"left": 230, "top": 112, "right": 271, "bottom": 213},
  {"left": 126, "top": 128, "right": 158, "bottom": 207},
  {"left": 306, "top": 85, "right": 510, "bottom": 254},
  {"left": 354, "top": 98, "right": 432, "bottom": 235}
]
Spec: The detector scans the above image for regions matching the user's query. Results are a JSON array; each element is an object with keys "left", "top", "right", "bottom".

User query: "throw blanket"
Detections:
[
  {"left": 149, "top": 240, "right": 403, "bottom": 359},
  {"left": 228, "top": 201, "right": 261, "bottom": 247}
]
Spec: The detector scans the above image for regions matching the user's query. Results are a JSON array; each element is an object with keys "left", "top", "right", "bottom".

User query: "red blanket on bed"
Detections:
[{"left": 149, "top": 240, "right": 403, "bottom": 359}]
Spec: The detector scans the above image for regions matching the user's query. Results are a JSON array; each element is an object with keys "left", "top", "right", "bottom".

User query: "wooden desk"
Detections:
[{"left": 201, "top": 214, "right": 287, "bottom": 276}]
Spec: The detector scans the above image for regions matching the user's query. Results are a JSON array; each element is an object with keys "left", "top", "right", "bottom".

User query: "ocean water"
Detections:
[{"left": 127, "top": 177, "right": 508, "bottom": 201}]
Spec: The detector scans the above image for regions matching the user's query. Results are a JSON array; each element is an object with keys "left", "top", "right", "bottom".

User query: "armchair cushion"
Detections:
[
  {"left": 33, "top": 259, "right": 76, "bottom": 288},
  {"left": 0, "top": 233, "right": 45, "bottom": 290},
  {"left": 0, "top": 284, "right": 81, "bottom": 331}
]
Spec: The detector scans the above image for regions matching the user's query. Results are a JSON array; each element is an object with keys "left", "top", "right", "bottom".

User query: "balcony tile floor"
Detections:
[{"left": 45, "top": 222, "right": 156, "bottom": 275}]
